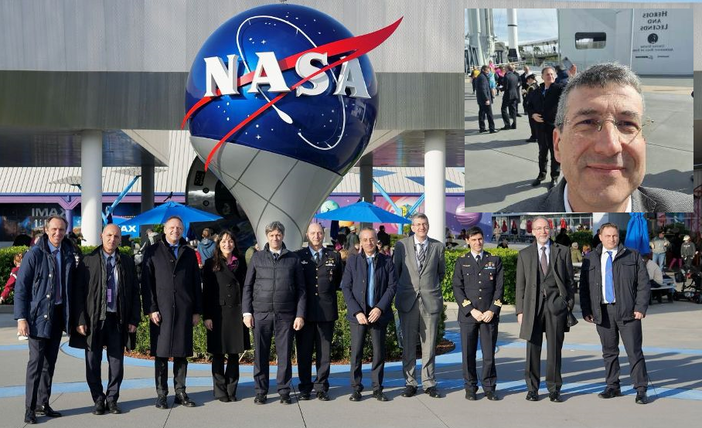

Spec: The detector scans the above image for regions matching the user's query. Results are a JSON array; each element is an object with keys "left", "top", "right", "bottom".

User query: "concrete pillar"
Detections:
[
  {"left": 81, "top": 130, "right": 103, "bottom": 246},
  {"left": 424, "top": 130, "right": 446, "bottom": 243},
  {"left": 141, "top": 154, "right": 155, "bottom": 213},
  {"left": 359, "top": 153, "right": 374, "bottom": 230}
]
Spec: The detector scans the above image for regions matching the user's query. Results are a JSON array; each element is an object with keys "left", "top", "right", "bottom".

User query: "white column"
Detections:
[
  {"left": 424, "top": 130, "right": 446, "bottom": 243},
  {"left": 507, "top": 8, "right": 520, "bottom": 61},
  {"left": 81, "top": 130, "right": 103, "bottom": 246}
]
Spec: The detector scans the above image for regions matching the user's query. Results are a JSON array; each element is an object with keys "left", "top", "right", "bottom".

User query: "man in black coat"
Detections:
[
  {"left": 142, "top": 216, "right": 203, "bottom": 409},
  {"left": 295, "top": 223, "right": 342, "bottom": 401},
  {"left": 71, "top": 224, "right": 140, "bottom": 415},
  {"left": 14, "top": 216, "right": 77, "bottom": 424},
  {"left": 452, "top": 226, "right": 503, "bottom": 401},
  {"left": 580, "top": 223, "right": 650, "bottom": 404},
  {"left": 342, "top": 228, "right": 397, "bottom": 402},
  {"left": 475, "top": 65, "right": 497, "bottom": 134},
  {"left": 515, "top": 217, "right": 574, "bottom": 403},
  {"left": 529, "top": 66, "right": 567, "bottom": 188},
  {"left": 500, "top": 64, "right": 520, "bottom": 130},
  {"left": 243, "top": 221, "right": 306, "bottom": 405}
]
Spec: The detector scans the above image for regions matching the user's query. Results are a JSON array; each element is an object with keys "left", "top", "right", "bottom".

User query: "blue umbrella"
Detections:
[
  {"left": 315, "top": 201, "right": 410, "bottom": 224},
  {"left": 624, "top": 212, "right": 651, "bottom": 255},
  {"left": 117, "top": 201, "right": 222, "bottom": 236}
]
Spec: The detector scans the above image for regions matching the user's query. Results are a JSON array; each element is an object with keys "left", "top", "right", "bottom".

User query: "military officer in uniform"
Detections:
[
  {"left": 295, "top": 223, "right": 343, "bottom": 401},
  {"left": 452, "top": 226, "right": 504, "bottom": 401}
]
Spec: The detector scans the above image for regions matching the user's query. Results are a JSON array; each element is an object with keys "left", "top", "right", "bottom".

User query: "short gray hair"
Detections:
[
  {"left": 411, "top": 213, "right": 429, "bottom": 225},
  {"left": 265, "top": 221, "right": 285, "bottom": 236},
  {"left": 555, "top": 62, "right": 643, "bottom": 130}
]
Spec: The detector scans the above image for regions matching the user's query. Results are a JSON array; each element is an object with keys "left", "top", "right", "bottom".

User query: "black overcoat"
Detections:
[
  {"left": 202, "top": 257, "right": 250, "bottom": 354},
  {"left": 142, "top": 237, "right": 203, "bottom": 358}
]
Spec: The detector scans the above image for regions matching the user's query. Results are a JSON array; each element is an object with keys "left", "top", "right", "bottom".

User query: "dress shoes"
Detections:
[
  {"left": 425, "top": 387, "right": 441, "bottom": 398},
  {"left": 501, "top": 126, "right": 512, "bottom": 131},
  {"left": 635, "top": 391, "right": 649, "bottom": 405},
  {"left": 549, "top": 178, "right": 558, "bottom": 189},
  {"left": 107, "top": 401, "right": 122, "bottom": 414},
  {"left": 298, "top": 392, "right": 311, "bottom": 401},
  {"left": 516, "top": 113, "right": 523, "bottom": 117},
  {"left": 526, "top": 137, "right": 537, "bottom": 142},
  {"left": 155, "top": 395, "right": 168, "bottom": 409},
  {"left": 35, "top": 404, "right": 62, "bottom": 417},
  {"left": 525, "top": 391, "right": 539, "bottom": 401},
  {"left": 598, "top": 387, "right": 622, "bottom": 399},
  {"left": 373, "top": 390, "right": 389, "bottom": 402},
  {"left": 549, "top": 391, "right": 563, "bottom": 403},
  {"left": 174, "top": 392, "right": 197, "bottom": 407},
  {"left": 401, "top": 385, "right": 417, "bottom": 397},
  {"left": 218, "top": 396, "right": 231, "bottom": 403},
  {"left": 478, "top": 129, "right": 488, "bottom": 133},
  {"left": 489, "top": 129, "right": 499, "bottom": 134},
  {"left": 24, "top": 408, "right": 37, "bottom": 424},
  {"left": 465, "top": 390, "right": 477, "bottom": 401},
  {"left": 349, "top": 391, "right": 362, "bottom": 402},
  {"left": 280, "top": 393, "right": 292, "bottom": 405},
  {"left": 316, "top": 391, "right": 330, "bottom": 401},
  {"left": 531, "top": 175, "right": 546, "bottom": 187},
  {"left": 511, "top": 125, "right": 517, "bottom": 129},
  {"left": 93, "top": 398, "right": 105, "bottom": 415},
  {"left": 485, "top": 391, "right": 500, "bottom": 401},
  {"left": 254, "top": 393, "right": 267, "bottom": 404}
]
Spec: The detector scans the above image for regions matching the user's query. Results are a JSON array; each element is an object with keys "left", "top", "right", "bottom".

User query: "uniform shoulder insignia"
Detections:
[
  {"left": 462, "top": 299, "right": 472, "bottom": 307},
  {"left": 493, "top": 299, "right": 503, "bottom": 307},
  {"left": 301, "top": 260, "right": 308, "bottom": 264}
]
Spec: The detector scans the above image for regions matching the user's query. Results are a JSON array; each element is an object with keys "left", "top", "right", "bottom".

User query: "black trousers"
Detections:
[
  {"left": 211, "top": 354, "right": 239, "bottom": 399},
  {"left": 460, "top": 320, "right": 498, "bottom": 392},
  {"left": 528, "top": 115, "right": 538, "bottom": 139},
  {"left": 478, "top": 103, "right": 496, "bottom": 132},
  {"left": 349, "top": 322, "right": 387, "bottom": 392},
  {"left": 154, "top": 356, "right": 188, "bottom": 396},
  {"left": 596, "top": 304, "right": 648, "bottom": 391},
  {"left": 525, "top": 303, "right": 566, "bottom": 393},
  {"left": 25, "top": 305, "right": 64, "bottom": 410},
  {"left": 501, "top": 99, "right": 517, "bottom": 128},
  {"left": 537, "top": 124, "right": 560, "bottom": 179},
  {"left": 85, "top": 313, "right": 124, "bottom": 403},
  {"left": 296, "top": 321, "right": 334, "bottom": 394},
  {"left": 253, "top": 312, "right": 294, "bottom": 395}
]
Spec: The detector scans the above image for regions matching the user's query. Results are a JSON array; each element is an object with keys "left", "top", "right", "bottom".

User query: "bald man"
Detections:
[{"left": 71, "top": 224, "right": 141, "bottom": 415}]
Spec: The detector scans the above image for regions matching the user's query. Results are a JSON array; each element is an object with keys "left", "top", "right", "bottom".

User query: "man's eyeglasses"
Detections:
[
  {"left": 564, "top": 117, "right": 653, "bottom": 140},
  {"left": 532, "top": 227, "right": 551, "bottom": 232}
]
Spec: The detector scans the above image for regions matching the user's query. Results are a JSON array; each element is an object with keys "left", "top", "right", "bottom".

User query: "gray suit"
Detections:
[
  {"left": 515, "top": 240, "right": 574, "bottom": 394},
  {"left": 501, "top": 179, "right": 693, "bottom": 213},
  {"left": 393, "top": 236, "right": 445, "bottom": 389}
]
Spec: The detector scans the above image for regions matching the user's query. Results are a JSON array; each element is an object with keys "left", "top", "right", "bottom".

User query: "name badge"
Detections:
[{"left": 301, "top": 260, "right": 309, "bottom": 265}]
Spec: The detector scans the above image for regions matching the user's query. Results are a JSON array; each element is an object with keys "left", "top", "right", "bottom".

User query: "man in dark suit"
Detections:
[
  {"left": 475, "top": 65, "right": 497, "bottom": 134},
  {"left": 70, "top": 224, "right": 140, "bottom": 415},
  {"left": 452, "top": 226, "right": 503, "bottom": 401},
  {"left": 501, "top": 62, "right": 692, "bottom": 213},
  {"left": 515, "top": 217, "right": 574, "bottom": 403},
  {"left": 500, "top": 64, "right": 520, "bottom": 130},
  {"left": 342, "top": 228, "right": 397, "bottom": 402},
  {"left": 14, "top": 216, "right": 77, "bottom": 424},
  {"left": 393, "top": 213, "right": 445, "bottom": 398},
  {"left": 142, "top": 216, "right": 203, "bottom": 409},
  {"left": 243, "top": 221, "right": 306, "bottom": 405},
  {"left": 580, "top": 223, "right": 651, "bottom": 404},
  {"left": 295, "top": 223, "right": 342, "bottom": 401}
]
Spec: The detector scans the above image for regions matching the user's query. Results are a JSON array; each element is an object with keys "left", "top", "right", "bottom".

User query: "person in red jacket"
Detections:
[{"left": 0, "top": 252, "right": 24, "bottom": 304}]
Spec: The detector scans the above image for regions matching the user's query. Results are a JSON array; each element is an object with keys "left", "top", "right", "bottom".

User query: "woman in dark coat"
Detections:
[{"left": 202, "top": 230, "right": 250, "bottom": 402}]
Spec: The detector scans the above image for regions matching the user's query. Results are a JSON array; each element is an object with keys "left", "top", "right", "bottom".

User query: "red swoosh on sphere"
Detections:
[{"left": 181, "top": 17, "right": 403, "bottom": 170}]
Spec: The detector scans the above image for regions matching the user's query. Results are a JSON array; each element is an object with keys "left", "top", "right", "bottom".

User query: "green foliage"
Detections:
[
  {"left": 154, "top": 224, "right": 164, "bottom": 234},
  {"left": 569, "top": 231, "right": 594, "bottom": 249},
  {"left": 442, "top": 247, "right": 520, "bottom": 305}
]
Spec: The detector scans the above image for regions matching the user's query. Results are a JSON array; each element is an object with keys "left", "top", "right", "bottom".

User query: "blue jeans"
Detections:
[{"left": 653, "top": 252, "right": 666, "bottom": 269}]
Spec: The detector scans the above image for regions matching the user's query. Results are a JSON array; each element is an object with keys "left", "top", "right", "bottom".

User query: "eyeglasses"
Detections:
[
  {"left": 564, "top": 117, "right": 653, "bottom": 140},
  {"left": 533, "top": 227, "right": 551, "bottom": 232}
]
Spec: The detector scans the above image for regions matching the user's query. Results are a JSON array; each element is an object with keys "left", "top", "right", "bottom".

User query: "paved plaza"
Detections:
[{"left": 1, "top": 289, "right": 700, "bottom": 428}]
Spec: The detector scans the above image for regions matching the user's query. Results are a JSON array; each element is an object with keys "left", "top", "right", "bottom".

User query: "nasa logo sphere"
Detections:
[{"left": 185, "top": 3, "right": 393, "bottom": 174}]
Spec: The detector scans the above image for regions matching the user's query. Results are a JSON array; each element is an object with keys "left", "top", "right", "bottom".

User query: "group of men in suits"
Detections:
[{"left": 13, "top": 213, "right": 652, "bottom": 423}]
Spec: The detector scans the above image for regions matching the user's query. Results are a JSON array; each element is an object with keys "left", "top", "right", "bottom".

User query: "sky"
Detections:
[{"left": 466, "top": 9, "right": 559, "bottom": 44}]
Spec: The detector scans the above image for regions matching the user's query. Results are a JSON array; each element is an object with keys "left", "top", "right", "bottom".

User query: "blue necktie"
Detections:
[
  {"left": 605, "top": 251, "right": 615, "bottom": 303},
  {"left": 367, "top": 257, "right": 375, "bottom": 308},
  {"left": 52, "top": 249, "right": 62, "bottom": 303}
]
